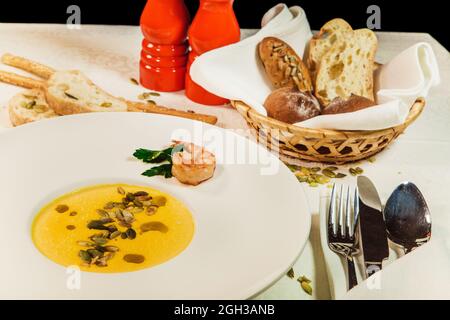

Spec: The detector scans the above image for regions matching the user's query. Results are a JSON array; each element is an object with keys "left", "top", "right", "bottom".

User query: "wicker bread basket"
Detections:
[{"left": 231, "top": 98, "right": 425, "bottom": 164}]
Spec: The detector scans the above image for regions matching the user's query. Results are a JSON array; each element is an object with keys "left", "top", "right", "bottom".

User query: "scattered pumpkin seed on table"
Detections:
[{"left": 287, "top": 268, "right": 295, "bottom": 279}]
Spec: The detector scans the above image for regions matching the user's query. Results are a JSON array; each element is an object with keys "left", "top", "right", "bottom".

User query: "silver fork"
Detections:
[{"left": 327, "top": 183, "right": 360, "bottom": 290}]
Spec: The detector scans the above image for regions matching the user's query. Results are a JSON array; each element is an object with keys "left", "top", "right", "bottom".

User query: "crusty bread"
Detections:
[
  {"left": 263, "top": 87, "right": 321, "bottom": 124},
  {"left": 8, "top": 89, "right": 58, "bottom": 126},
  {"left": 315, "top": 29, "right": 378, "bottom": 106},
  {"left": 322, "top": 94, "right": 375, "bottom": 115},
  {"left": 306, "top": 19, "right": 353, "bottom": 79},
  {"left": 259, "top": 37, "right": 313, "bottom": 92},
  {"left": 45, "top": 70, "right": 128, "bottom": 115}
]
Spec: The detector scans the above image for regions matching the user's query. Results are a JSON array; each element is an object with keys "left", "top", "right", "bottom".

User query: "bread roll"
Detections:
[
  {"left": 263, "top": 87, "right": 321, "bottom": 124},
  {"left": 258, "top": 37, "right": 313, "bottom": 92},
  {"left": 322, "top": 94, "right": 375, "bottom": 115}
]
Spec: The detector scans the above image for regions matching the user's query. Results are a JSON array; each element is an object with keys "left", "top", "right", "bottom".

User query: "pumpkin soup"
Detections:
[{"left": 32, "top": 184, "right": 195, "bottom": 273}]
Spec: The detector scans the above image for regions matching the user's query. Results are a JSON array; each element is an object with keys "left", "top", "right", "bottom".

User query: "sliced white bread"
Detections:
[
  {"left": 8, "top": 89, "right": 58, "bottom": 126},
  {"left": 45, "top": 70, "right": 128, "bottom": 115},
  {"left": 306, "top": 18, "right": 353, "bottom": 78},
  {"left": 315, "top": 29, "right": 378, "bottom": 106}
]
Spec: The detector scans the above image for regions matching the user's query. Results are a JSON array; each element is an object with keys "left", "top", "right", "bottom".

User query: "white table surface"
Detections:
[{"left": 0, "top": 24, "right": 449, "bottom": 300}]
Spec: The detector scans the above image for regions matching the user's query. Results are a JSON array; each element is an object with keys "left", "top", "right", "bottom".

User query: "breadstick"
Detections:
[
  {"left": 2, "top": 53, "right": 55, "bottom": 79},
  {"left": 0, "top": 70, "right": 45, "bottom": 89},
  {"left": 127, "top": 102, "right": 218, "bottom": 125}
]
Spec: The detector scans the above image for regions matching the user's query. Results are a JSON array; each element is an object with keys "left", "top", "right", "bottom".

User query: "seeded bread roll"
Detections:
[
  {"left": 322, "top": 94, "right": 376, "bottom": 115},
  {"left": 258, "top": 37, "right": 313, "bottom": 92},
  {"left": 8, "top": 89, "right": 58, "bottom": 126},
  {"left": 263, "top": 87, "right": 321, "bottom": 124}
]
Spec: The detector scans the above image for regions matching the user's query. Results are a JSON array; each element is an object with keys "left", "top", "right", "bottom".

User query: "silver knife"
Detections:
[{"left": 357, "top": 176, "right": 389, "bottom": 278}]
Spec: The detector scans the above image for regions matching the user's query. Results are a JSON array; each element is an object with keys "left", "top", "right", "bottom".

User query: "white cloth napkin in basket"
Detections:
[{"left": 190, "top": 5, "right": 441, "bottom": 131}]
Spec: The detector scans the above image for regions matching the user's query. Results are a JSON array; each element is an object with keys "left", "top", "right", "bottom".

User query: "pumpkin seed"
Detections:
[
  {"left": 104, "top": 202, "right": 115, "bottom": 210},
  {"left": 322, "top": 169, "right": 337, "bottom": 178},
  {"left": 287, "top": 268, "right": 295, "bottom": 279},
  {"left": 96, "top": 209, "right": 110, "bottom": 218},
  {"left": 151, "top": 196, "right": 167, "bottom": 207},
  {"left": 95, "top": 257, "right": 108, "bottom": 267},
  {"left": 335, "top": 173, "right": 347, "bottom": 179},
  {"left": 121, "top": 232, "right": 128, "bottom": 239},
  {"left": 104, "top": 252, "right": 115, "bottom": 261},
  {"left": 300, "top": 281, "right": 313, "bottom": 296},
  {"left": 56, "top": 204, "right": 69, "bottom": 213},
  {"left": 87, "top": 249, "right": 103, "bottom": 258},
  {"left": 133, "top": 199, "right": 143, "bottom": 208},
  {"left": 121, "top": 210, "right": 135, "bottom": 224},
  {"left": 21, "top": 100, "right": 36, "bottom": 109},
  {"left": 310, "top": 167, "right": 321, "bottom": 173},
  {"left": 64, "top": 92, "right": 79, "bottom": 100},
  {"left": 100, "top": 102, "right": 112, "bottom": 108},
  {"left": 69, "top": 211, "right": 78, "bottom": 216},
  {"left": 325, "top": 166, "right": 339, "bottom": 171},
  {"left": 117, "top": 186, "right": 126, "bottom": 195},
  {"left": 109, "top": 230, "right": 121, "bottom": 239},
  {"left": 104, "top": 246, "right": 119, "bottom": 252},
  {"left": 79, "top": 250, "right": 92, "bottom": 263},
  {"left": 34, "top": 105, "right": 48, "bottom": 113},
  {"left": 77, "top": 241, "right": 95, "bottom": 247},
  {"left": 92, "top": 237, "right": 108, "bottom": 246},
  {"left": 126, "top": 228, "right": 137, "bottom": 240},
  {"left": 125, "top": 193, "right": 135, "bottom": 202},
  {"left": 298, "top": 275, "right": 311, "bottom": 284},
  {"left": 368, "top": 157, "right": 376, "bottom": 163},
  {"left": 66, "top": 225, "right": 76, "bottom": 231},
  {"left": 123, "top": 254, "right": 145, "bottom": 264},
  {"left": 134, "top": 191, "right": 149, "bottom": 197},
  {"left": 349, "top": 167, "right": 364, "bottom": 176},
  {"left": 140, "top": 221, "right": 169, "bottom": 233},
  {"left": 315, "top": 175, "right": 330, "bottom": 185}
]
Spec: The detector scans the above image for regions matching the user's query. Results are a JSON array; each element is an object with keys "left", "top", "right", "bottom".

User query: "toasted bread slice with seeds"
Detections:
[
  {"left": 315, "top": 29, "right": 378, "bottom": 106},
  {"left": 8, "top": 89, "right": 58, "bottom": 126},
  {"left": 45, "top": 70, "right": 128, "bottom": 115}
]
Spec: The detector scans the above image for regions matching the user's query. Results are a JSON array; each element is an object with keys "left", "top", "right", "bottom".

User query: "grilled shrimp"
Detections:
[{"left": 171, "top": 141, "right": 216, "bottom": 186}]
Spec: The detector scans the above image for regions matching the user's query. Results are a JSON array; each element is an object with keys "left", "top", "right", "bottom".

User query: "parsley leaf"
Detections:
[
  {"left": 142, "top": 164, "right": 173, "bottom": 178},
  {"left": 133, "top": 145, "right": 184, "bottom": 164}
]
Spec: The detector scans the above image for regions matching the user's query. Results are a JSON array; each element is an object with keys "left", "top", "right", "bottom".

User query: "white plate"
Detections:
[{"left": 0, "top": 112, "right": 310, "bottom": 299}]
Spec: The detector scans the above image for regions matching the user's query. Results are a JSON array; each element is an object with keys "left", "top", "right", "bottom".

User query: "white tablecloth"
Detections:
[{"left": 0, "top": 24, "right": 449, "bottom": 299}]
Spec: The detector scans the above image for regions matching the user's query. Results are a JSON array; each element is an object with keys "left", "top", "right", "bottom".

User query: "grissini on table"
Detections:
[{"left": 0, "top": 54, "right": 218, "bottom": 125}]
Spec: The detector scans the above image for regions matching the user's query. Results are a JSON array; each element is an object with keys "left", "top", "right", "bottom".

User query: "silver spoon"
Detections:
[{"left": 384, "top": 182, "right": 432, "bottom": 254}]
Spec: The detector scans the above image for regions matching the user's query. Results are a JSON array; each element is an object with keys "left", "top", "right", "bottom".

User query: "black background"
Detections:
[{"left": 0, "top": 0, "right": 448, "bottom": 49}]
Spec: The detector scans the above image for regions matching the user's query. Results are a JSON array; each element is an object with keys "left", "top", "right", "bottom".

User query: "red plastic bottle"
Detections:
[
  {"left": 140, "top": 0, "right": 190, "bottom": 92},
  {"left": 186, "top": 0, "right": 240, "bottom": 105}
]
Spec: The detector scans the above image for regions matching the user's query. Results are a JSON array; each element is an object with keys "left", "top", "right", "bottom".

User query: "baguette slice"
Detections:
[
  {"left": 8, "top": 89, "right": 58, "bottom": 126},
  {"left": 46, "top": 70, "right": 128, "bottom": 115},
  {"left": 306, "top": 18, "right": 353, "bottom": 78},
  {"left": 315, "top": 29, "right": 378, "bottom": 106}
]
